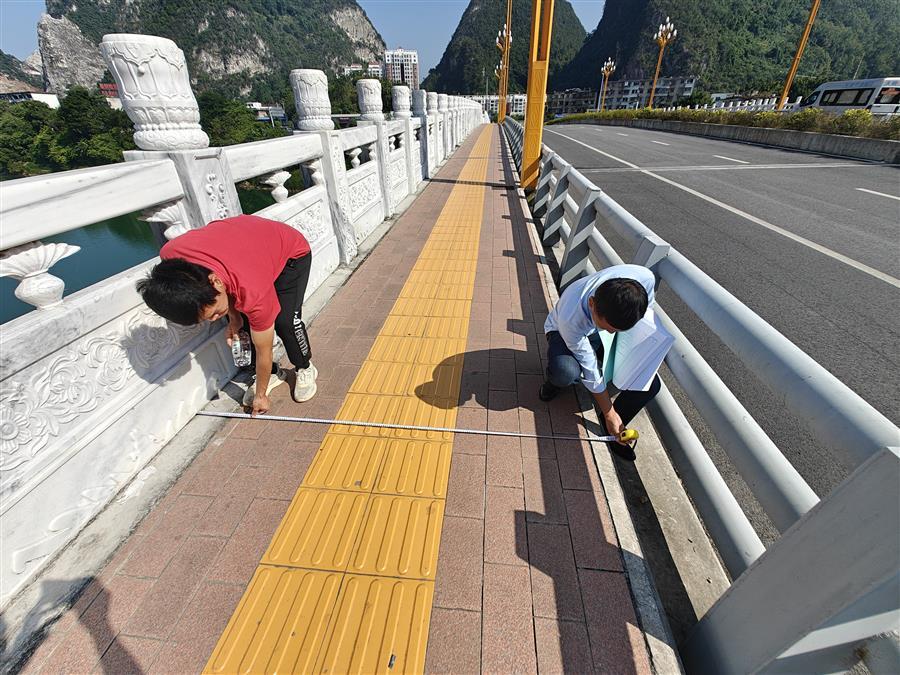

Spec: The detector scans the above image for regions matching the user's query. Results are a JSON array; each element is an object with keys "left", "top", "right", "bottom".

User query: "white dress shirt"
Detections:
[{"left": 544, "top": 265, "right": 656, "bottom": 393}]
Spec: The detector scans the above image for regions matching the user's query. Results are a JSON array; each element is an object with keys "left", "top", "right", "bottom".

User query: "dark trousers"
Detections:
[
  {"left": 243, "top": 253, "right": 313, "bottom": 371},
  {"left": 545, "top": 330, "right": 660, "bottom": 425}
]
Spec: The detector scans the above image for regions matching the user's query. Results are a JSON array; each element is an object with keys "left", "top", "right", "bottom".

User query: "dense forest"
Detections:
[
  {"left": 422, "top": 0, "right": 586, "bottom": 94},
  {"left": 555, "top": 0, "right": 900, "bottom": 93}
]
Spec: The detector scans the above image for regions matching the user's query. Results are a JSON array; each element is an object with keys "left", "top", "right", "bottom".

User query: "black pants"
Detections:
[
  {"left": 243, "top": 253, "right": 313, "bottom": 371},
  {"left": 545, "top": 330, "right": 660, "bottom": 425}
]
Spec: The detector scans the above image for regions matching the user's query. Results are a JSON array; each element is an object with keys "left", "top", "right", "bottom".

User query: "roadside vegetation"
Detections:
[{"left": 548, "top": 107, "right": 900, "bottom": 140}]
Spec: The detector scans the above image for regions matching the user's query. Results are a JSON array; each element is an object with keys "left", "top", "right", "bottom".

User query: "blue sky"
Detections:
[{"left": 0, "top": 0, "right": 606, "bottom": 77}]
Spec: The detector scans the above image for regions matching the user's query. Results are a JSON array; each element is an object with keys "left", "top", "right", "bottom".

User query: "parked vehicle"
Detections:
[{"left": 798, "top": 77, "right": 900, "bottom": 116}]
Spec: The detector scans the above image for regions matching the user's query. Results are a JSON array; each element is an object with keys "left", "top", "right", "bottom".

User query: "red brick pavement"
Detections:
[{"left": 19, "top": 127, "right": 652, "bottom": 674}]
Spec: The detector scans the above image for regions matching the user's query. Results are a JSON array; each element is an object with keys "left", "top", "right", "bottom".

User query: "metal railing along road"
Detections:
[{"left": 501, "top": 118, "right": 899, "bottom": 674}]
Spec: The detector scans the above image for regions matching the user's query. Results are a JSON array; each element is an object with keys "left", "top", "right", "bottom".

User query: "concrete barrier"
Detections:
[{"left": 565, "top": 118, "right": 900, "bottom": 164}]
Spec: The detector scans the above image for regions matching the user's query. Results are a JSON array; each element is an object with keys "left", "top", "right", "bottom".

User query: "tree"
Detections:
[{"left": 197, "top": 91, "right": 286, "bottom": 146}]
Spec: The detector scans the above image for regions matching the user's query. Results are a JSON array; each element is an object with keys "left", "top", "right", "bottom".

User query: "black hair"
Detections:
[
  {"left": 593, "top": 278, "right": 648, "bottom": 330},
  {"left": 136, "top": 258, "right": 218, "bottom": 326}
]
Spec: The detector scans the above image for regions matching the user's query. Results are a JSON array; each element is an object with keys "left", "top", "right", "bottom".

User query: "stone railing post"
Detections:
[
  {"left": 392, "top": 86, "right": 417, "bottom": 193},
  {"left": 292, "top": 68, "right": 335, "bottom": 131},
  {"left": 427, "top": 92, "right": 442, "bottom": 163},
  {"left": 438, "top": 94, "right": 450, "bottom": 159},
  {"left": 290, "top": 68, "right": 357, "bottom": 264},
  {"left": 102, "top": 33, "right": 241, "bottom": 231},
  {"left": 412, "top": 89, "right": 431, "bottom": 179},
  {"left": 356, "top": 79, "right": 392, "bottom": 216},
  {"left": 392, "top": 85, "right": 411, "bottom": 120}
]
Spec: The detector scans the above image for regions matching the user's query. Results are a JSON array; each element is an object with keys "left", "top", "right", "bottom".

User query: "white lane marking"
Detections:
[
  {"left": 579, "top": 162, "right": 866, "bottom": 174},
  {"left": 617, "top": 132, "right": 629, "bottom": 136},
  {"left": 714, "top": 154, "right": 749, "bottom": 164},
  {"left": 651, "top": 140, "right": 670, "bottom": 146},
  {"left": 856, "top": 187, "right": 900, "bottom": 202},
  {"left": 546, "top": 128, "right": 900, "bottom": 289}
]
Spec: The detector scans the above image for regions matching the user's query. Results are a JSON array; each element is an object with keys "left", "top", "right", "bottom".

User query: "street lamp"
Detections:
[
  {"left": 648, "top": 17, "right": 676, "bottom": 108},
  {"left": 599, "top": 57, "right": 615, "bottom": 112}
]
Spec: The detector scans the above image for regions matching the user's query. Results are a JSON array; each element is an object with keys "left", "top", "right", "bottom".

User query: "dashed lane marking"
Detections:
[
  {"left": 856, "top": 187, "right": 900, "bottom": 202},
  {"left": 714, "top": 154, "right": 749, "bottom": 164}
]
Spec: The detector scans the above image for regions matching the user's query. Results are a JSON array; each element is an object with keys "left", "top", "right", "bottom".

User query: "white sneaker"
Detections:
[
  {"left": 293, "top": 363, "right": 318, "bottom": 402},
  {"left": 242, "top": 367, "right": 288, "bottom": 407}
]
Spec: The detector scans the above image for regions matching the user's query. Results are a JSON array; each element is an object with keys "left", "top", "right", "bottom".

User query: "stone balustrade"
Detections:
[{"left": 0, "top": 31, "right": 483, "bottom": 609}]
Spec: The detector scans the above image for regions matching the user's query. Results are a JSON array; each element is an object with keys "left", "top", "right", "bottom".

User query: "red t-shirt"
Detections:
[{"left": 161, "top": 215, "right": 310, "bottom": 331}]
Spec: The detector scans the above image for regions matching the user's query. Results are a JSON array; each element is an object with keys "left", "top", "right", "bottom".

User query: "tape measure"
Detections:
[{"left": 196, "top": 410, "right": 639, "bottom": 445}]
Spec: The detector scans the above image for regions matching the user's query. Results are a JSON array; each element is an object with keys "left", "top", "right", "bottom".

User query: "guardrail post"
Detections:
[
  {"left": 393, "top": 85, "right": 417, "bottom": 195},
  {"left": 541, "top": 164, "right": 570, "bottom": 245},
  {"left": 558, "top": 188, "right": 603, "bottom": 292},
  {"left": 682, "top": 447, "right": 900, "bottom": 674},
  {"left": 438, "top": 94, "right": 451, "bottom": 158},
  {"left": 532, "top": 150, "right": 556, "bottom": 224},
  {"left": 632, "top": 234, "right": 671, "bottom": 287}
]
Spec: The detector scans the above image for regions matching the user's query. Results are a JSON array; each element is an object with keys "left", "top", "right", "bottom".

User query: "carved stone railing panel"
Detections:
[
  {"left": 256, "top": 185, "right": 339, "bottom": 297},
  {"left": 0, "top": 261, "right": 231, "bottom": 606}
]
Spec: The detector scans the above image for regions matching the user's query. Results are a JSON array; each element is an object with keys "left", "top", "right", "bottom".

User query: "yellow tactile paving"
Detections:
[
  {"left": 205, "top": 126, "right": 492, "bottom": 674},
  {"left": 315, "top": 575, "right": 433, "bottom": 675},
  {"left": 205, "top": 567, "right": 342, "bottom": 674},
  {"left": 348, "top": 495, "right": 444, "bottom": 578},
  {"left": 263, "top": 488, "right": 369, "bottom": 569}
]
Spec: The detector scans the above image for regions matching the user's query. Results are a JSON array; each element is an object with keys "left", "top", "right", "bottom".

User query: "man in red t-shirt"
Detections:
[{"left": 137, "top": 214, "right": 316, "bottom": 415}]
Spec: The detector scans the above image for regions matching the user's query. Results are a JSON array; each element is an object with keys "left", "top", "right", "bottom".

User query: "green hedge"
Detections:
[{"left": 548, "top": 108, "right": 900, "bottom": 141}]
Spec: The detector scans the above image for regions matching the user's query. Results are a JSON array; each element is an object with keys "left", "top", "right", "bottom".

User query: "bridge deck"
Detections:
[{"left": 22, "top": 125, "right": 652, "bottom": 674}]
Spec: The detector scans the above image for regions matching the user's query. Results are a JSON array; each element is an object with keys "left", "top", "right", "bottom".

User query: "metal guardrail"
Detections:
[{"left": 501, "top": 118, "right": 900, "bottom": 674}]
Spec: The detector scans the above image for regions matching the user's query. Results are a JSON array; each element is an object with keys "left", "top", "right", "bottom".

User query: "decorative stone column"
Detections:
[
  {"left": 107, "top": 33, "right": 241, "bottom": 230},
  {"left": 410, "top": 89, "right": 429, "bottom": 179},
  {"left": 357, "top": 79, "right": 385, "bottom": 122},
  {"left": 291, "top": 69, "right": 334, "bottom": 131},
  {"left": 438, "top": 94, "right": 451, "bottom": 159},
  {"left": 392, "top": 85, "right": 411, "bottom": 119},
  {"left": 100, "top": 33, "right": 208, "bottom": 151}
]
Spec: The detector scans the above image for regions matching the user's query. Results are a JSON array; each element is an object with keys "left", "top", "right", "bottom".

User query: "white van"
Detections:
[{"left": 798, "top": 78, "right": 900, "bottom": 116}]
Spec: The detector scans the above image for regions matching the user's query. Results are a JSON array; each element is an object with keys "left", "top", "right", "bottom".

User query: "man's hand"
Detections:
[
  {"left": 604, "top": 408, "right": 627, "bottom": 445},
  {"left": 251, "top": 392, "right": 270, "bottom": 417}
]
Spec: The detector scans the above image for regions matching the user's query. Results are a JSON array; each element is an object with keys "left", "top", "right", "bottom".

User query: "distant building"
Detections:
[
  {"left": 384, "top": 48, "right": 420, "bottom": 88},
  {"left": 0, "top": 91, "right": 60, "bottom": 108},
  {"left": 546, "top": 88, "right": 597, "bottom": 117},
  {"left": 464, "top": 94, "right": 526, "bottom": 117},
  {"left": 603, "top": 76, "right": 698, "bottom": 109},
  {"left": 367, "top": 63, "right": 383, "bottom": 79},
  {"left": 246, "top": 101, "right": 288, "bottom": 125},
  {"left": 341, "top": 64, "right": 364, "bottom": 77},
  {"left": 98, "top": 82, "right": 122, "bottom": 110}
]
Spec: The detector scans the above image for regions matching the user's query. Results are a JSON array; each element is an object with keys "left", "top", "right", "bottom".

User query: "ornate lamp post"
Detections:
[
  {"left": 599, "top": 57, "right": 615, "bottom": 112},
  {"left": 648, "top": 17, "right": 676, "bottom": 109}
]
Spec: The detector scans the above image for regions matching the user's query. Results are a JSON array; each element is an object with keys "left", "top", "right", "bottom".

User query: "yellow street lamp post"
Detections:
[
  {"left": 520, "top": 0, "right": 556, "bottom": 189},
  {"left": 599, "top": 57, "right": 615, "bottom": 112},
  {"left": 648, "top": 17, "right": 676, "bottom": 109},
  {"left": 777, "top": 0, "right": 821, "bottom": 110},
  {"left": 497, "top": 0, "right": 513, "bottom": 122}
]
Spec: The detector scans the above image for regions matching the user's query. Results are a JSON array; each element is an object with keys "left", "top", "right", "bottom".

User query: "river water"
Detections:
[{"left": 0, "top": 186, "right": 276, "bottom": 325}]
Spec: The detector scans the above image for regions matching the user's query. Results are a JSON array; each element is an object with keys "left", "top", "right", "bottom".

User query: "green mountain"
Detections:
[
  {"left": 0, "top": 51, "right": 42, "bottom": 92},
  {"left": 422, "top": 0, "right": 586, "bottom": 94},
  {"left": 41, "top": 0, "right": 386, "bottom": 100},
  {"left": 555, "top": 0, "right": 900, "bottom": 93}
]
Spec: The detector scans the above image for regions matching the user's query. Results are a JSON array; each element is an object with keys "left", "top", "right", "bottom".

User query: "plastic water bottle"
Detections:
[{"left": 231, "top": 330, "right": 252, "bottom": 367}]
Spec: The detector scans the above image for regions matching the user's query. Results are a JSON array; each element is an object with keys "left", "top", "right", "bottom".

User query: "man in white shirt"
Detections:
[{"left": 541, "top": 264, "right": 661, "bottom": 461}]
